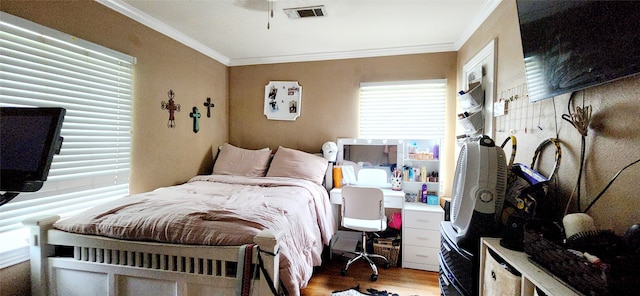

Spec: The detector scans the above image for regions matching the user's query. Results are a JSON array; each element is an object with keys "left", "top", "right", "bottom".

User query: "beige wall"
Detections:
[
  {"left": 458, "top": 0, "right": 640, "bottom": 234},
  {"left": 229, "top": 54, "right": 459, "bottom": 197},
  {"left": 229, "top": 54, "right": 458, "bottom": 150},
  {"left": 1, "top": 0, "right": 229, "bottom": 194}
]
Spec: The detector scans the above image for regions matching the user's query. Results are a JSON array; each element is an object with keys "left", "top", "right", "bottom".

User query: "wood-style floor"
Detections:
[{"left": 300, "top": 255, "right": 441, "bottom": 296}]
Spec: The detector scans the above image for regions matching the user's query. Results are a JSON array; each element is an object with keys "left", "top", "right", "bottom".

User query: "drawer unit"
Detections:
[
  {"left": 404, "top": 245, "right": 439, "bottom": 263},
  {"left": 403, "top": 228, "right": 440, "bottom": 248},
  {"left": 440, "top": 254, "right": 467, "bottom": 296},
  {"left": 383, "top": 194, "right": 403, "bottom": 208},
  {"left": 403, "top": 209, "right": 441, "bottom": 230},
  {"left": 402, "top": 202, "right": 443, "bottom": 271},
  {"left": 440, "top": 222, "right": 475, "bottom": 296}
]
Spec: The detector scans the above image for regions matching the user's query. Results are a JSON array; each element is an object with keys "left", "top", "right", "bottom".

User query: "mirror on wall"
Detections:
[{"left": 336, "top": 138, "right": 405, "bottom": 174}]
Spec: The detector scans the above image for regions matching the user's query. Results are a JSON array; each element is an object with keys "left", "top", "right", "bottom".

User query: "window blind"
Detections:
[
  {"left": 359, "top": 80, "right": 446, "bottom": 139},
  {"left": 0, "top": 12, "right": 135, "bottom": 265}
]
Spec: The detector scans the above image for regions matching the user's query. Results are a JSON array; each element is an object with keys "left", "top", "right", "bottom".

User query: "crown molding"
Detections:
[
  {"left": 454, "top": 0, "right": 503, "bottom": 50},
  {"left": 99, "top": 0, "right": 498, "bottom": 67},
  {"left": 228, "top": 43, "right": 457, "bottom": 66},
  {"left": 96, "top": 0, "right": 231, "bottom": 66}
]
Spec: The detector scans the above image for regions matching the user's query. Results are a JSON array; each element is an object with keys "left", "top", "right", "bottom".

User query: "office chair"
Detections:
[{"left": 340, "top": 186, "right": 390, "bottom": 281}]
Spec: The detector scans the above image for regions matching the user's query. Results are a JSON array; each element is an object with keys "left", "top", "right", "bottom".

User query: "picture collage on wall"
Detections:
[{"left": 264, "top": 81, "right": 302, "bottom": 121}]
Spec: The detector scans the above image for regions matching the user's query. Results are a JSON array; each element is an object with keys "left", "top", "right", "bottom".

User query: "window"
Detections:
[
  {"left": 359, "top": 80, "right": 446, "bottom": 139},
  {"left": 0, "top": 12, "right": 135, "bottom": 267}
]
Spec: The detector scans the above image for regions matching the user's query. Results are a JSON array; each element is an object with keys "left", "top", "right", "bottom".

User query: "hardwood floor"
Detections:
[{"left": 300, "top": 255, "right": 441, "bottom": 296}]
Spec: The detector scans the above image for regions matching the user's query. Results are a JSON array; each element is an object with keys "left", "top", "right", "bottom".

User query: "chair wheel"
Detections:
[
  {"left": 384, "top": 262, "right": 391, "bottom": 269},
  {"left": 370, "top": 274, "right": 378, "bottom": 281},
  {"left": 341, "top": 269, "right": 347, "bottom": 276}
]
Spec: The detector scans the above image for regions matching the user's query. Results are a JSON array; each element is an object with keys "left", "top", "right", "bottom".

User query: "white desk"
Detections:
[
  {"left": 329, "top": 187, "right": 404, "bottom": 209},
  {"left": 329, "top": 187, "right": 443, "bottom": 272}
]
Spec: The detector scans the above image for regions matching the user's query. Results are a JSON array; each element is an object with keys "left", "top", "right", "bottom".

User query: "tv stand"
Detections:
[
  {"left": 0, "top": 192, "right": 20, "bottom": 207},
  {"left": 1, "top": 179, "right": 45, "bottom": 206}
]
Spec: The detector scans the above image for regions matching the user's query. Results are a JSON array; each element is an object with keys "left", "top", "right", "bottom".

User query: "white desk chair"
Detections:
[{"left": 340, "top": 186, "right": 390, "bottom": 281}]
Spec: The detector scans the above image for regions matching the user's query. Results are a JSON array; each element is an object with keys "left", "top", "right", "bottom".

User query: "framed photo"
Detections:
[{"left": 264, "top": 81, "right": 302, "bottom": 121}]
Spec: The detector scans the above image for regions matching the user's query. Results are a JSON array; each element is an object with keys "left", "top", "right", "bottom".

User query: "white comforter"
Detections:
[{"left": 54, "top": 174, "right": 336, "bottom": 295}]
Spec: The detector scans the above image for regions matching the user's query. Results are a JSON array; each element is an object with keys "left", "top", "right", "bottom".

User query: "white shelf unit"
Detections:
[
  {"left": 479, "top": 237, "right": 582, "bottom": 296},
  {"left": 401, "top": 139, "right": 442, "bottom": 199},
  {"left": 402, "top": 159, "right": 440, "bottom": 199},
  {"left": 398, "top": 139, "right": 444, "bottom": 272}
]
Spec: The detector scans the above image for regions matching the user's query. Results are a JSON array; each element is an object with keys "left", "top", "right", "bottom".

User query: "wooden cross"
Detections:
[
  {"left": 161, "top": 89, "right": 180, "bottom": 128},
  {"left": 203, "top": 97, "right": 214, "bottom": 118},
  {"left": 189, "top": 107, "right": 201, "bottom": 133}
]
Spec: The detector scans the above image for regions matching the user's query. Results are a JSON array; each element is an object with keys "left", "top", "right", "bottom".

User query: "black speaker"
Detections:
[{"left": 500, "top": 215, "right": 525, "bottom": 251}]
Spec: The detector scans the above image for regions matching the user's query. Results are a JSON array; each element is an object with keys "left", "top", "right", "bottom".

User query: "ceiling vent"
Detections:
[{"left": 283, "top": 5, "right": 326, "bottom": 19}]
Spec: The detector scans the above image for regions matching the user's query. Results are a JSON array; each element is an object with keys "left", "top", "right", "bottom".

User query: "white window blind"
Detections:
[
  {"left": 359, "top": 80, "right": 446, "bottom": 139},
  {"left": 0, "top": 12, "right": 135, "bottom": 265}
]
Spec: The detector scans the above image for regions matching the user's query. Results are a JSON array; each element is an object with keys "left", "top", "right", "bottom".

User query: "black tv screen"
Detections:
[
  {"left": 0, "top": 107, "right": 65, "bottom": 192},
  {"left": 517, "top": 0, "right": 640, "bottom": 102}
]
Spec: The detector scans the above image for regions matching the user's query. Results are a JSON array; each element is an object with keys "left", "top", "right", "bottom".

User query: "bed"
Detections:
[{"left": 25, "top": 144, "right": 336, "bottom": 296}]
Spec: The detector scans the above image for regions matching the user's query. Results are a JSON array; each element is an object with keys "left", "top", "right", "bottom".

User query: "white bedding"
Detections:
[{"left": 53, "top": 174, "right": 336, "bottom": 295}]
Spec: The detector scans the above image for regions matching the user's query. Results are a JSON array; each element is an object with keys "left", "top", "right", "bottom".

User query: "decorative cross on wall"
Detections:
[
  {"left": 203, "top": 97, "right": 214, "bottom": 118},
  {"left": 189, "top": 107, "right": 201, "bottom": 133},
  {"left": 161, "top": 89, "right": 181, "bottom": 128}
]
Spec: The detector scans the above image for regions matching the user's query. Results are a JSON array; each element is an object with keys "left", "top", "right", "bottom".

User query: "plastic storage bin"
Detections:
[
  {"left": 458, "top": 111, "right": 484, "bottom": 134},
  {"left": 457, "top": 82, "right": 484, "bottom": 113}
]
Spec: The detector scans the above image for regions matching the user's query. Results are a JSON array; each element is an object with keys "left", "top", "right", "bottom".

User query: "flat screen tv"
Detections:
[
  {"left": 517, "top": 1, "right": 640, "bottom": 102},
  {"left": 0, "top": 107, "right": 65, "bottom": 193}
]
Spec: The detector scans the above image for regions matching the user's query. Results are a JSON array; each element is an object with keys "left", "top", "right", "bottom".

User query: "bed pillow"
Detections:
[
  {"left": 212, "top": 143, "right": 272, "bottom": 177},
  {"left": 266, "top": 146, "right": 328, "bottom": 184}
]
